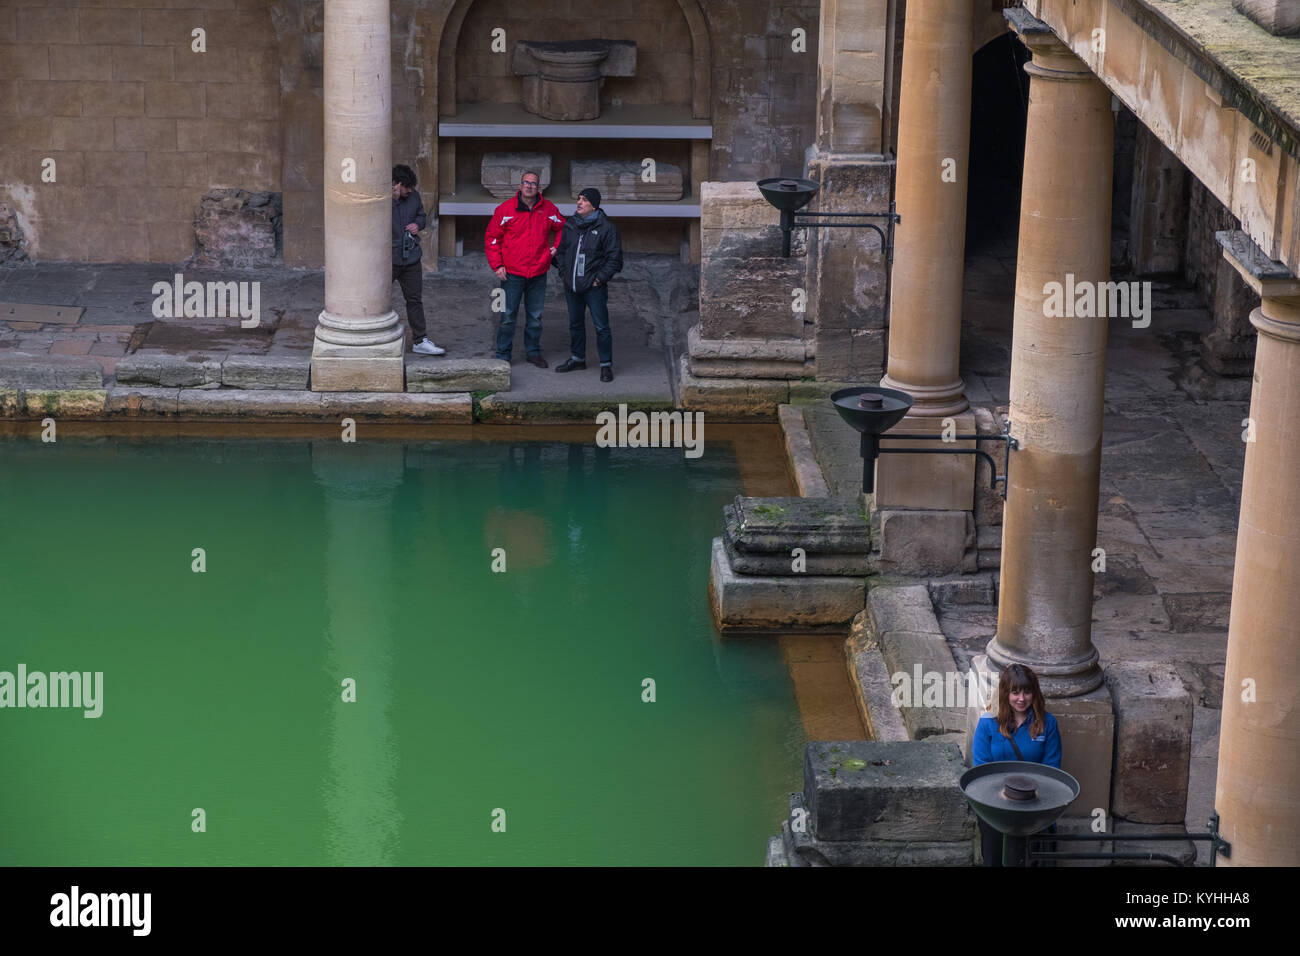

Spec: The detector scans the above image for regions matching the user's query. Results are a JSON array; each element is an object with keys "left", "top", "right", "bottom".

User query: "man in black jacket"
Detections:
[
  {"left": 553, "top": 188, "right": 622, "bottom": 382},
  {"left": 392, "top": 164, "right": 446, "bottom": 355}
]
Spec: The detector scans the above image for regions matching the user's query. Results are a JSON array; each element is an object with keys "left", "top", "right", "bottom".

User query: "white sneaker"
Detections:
[{"left": 412, "top": 338, "right": 446, "bottom": 355}]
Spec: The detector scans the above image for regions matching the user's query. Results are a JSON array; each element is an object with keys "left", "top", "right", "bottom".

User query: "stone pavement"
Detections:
[
  {"left": 799, "top": 253, "right": 1243, "bottom": 864},
  {"left": 0, "top": 254, "right": 699, "bottom": 418}
]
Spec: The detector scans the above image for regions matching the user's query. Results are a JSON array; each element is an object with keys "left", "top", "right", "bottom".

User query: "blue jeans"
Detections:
[
  {"left": 564, "top": 284, "right": 612, "bottom": 365},
  {"left": 495, "top": 273, "right": 546, "bottom": 360}
]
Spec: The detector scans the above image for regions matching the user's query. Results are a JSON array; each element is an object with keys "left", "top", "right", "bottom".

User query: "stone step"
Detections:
[
  {"left": 222, "top": 354, "right": 310, "bottom": 390},
  {"left": 0, "top": 354, "right": 103, "bottom": 389},
  {"left": 406, "top": 357, "right": 509, "bottom": 393}
]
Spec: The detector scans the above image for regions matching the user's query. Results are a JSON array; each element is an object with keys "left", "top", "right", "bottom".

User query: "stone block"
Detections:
[
  {"left": 481, "top": 152, "right": 551, "bottom": 199},
  {"left": 709, "top": 538, "right": 864, "bottom": 630},
  {"left": 846, "top": 609, "right": 910, "bottom": 743},
  {"left": 1110, "top": 821, "right": 1197, "bottom": 865},
  {"left": 221, "top": 354, "right": 310, "bottom": 390},
  {"left": 176, "top": 389, "right": 323, "bottom": 418},
  {"left": 927, "top": 574, "right": 996, "bottom": 606},
  {"left": 699, "top": 256, "right": 804, "bottom": 339},
  {"left": 569, "top": 159, "right": 683, "bottom": 200},
  {"left": 875, "top": 509, "right": 971, "bottom": 575},
  {"left": 116, "top": 353, "right": 222, "bottom": 388},
  {"left": 0, "top": 355, "right": 102, "bottom": 389},
  {"left": 406, "top": 357, "right": 509, "bottom": 393},
  {"left": 973, "top": 404, "right": 1007, "bottom": 527},
  {"left": 721, "top": 533, "right": 869, "bottom": 576},
  {"left": 724, "top": 495, "right": 871, "bottom": 556},
  {"left": 0, "top": 389, "right": 22, "bottom": 417},
  {"left": 874, "top": 411, "right": 976, "bottom": 511},
  {"left": 319, "top": 392, "right": 473, "bottom": 423},
  {"left": 678, "top": 355, "right": 787, "bottom": 420},
  {"left": 778, "top": 403, "right": 831, "bottom": 497},
  {"left": 21, "top": 389, "right": 107, "bottom": 417},
  {"left": 192, "top": 188, "right": 281, "bottom": 268},
  {"left": 106, "top": 386, "right": 180, "bottom": 416},
  {"left": 310, "top": 355, "right": 405, "bottom": 393},
  {"left": 804, "top": 740, "right": 974, "bottom": 843},
  {"left": 1106, "top": 662, "right": 1192, "bottom": 823}
]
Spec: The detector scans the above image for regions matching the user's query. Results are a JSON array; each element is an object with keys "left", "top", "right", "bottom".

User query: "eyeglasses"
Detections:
[{"left": 521, "top": 180, "right": 539, "bottom": 187}]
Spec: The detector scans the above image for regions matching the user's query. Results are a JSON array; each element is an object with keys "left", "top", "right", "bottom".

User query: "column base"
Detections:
[
  {"left": 964, "top": 655, "right": 1114, "bottom": 818},
  {"left": 311, "top": 337, "right": 405, "bottom": 392},
  {"left": 985, "top": 634, "right": 1104, "bottom": 698}
]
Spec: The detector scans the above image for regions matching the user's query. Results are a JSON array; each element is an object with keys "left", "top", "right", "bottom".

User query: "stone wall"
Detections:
[{"left": 0, "top": 0, "right": 282, "bottom": 263}]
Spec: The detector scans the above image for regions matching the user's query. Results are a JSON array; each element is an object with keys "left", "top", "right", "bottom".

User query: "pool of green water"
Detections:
[{"left": 0, "top": 432, "right": 804, "bottom": 865}]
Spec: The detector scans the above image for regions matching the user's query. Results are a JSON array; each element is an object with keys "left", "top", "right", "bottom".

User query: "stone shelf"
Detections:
[
  {"left": 439, "top": 102, "right": 712, "bottom": 139},
  {"left": 438, "top": 179, "right": 701, "bottom": 218}
]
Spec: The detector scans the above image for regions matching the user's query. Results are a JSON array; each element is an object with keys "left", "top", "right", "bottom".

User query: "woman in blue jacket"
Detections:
[{"left": 972, "top": 664, "right": 1061, "bottom": 866}]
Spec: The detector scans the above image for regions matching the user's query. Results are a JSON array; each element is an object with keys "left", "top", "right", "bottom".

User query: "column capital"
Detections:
[{"left": 1006, "top": 7, "right": 1092, "bottom": 81}]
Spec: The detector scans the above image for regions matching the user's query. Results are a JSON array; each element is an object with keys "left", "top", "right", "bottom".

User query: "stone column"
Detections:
[
  {"left": 985, "top": 13, "right": 1112, "bottom": 700},
  {"left": 871, "top": 0, "right": 975, "bottom": 515},
  {"left": 964, "top": 11, "right": 1116, "bottom": 820},
  {"left": 1216, "top": 231, "right": 1300, "bottom": 866},
  {"left": 311, "top": 0, "right": 405, "bottom": 392},
  {"left": 804, "top": 0, "right": 895, "bottom": 382}
]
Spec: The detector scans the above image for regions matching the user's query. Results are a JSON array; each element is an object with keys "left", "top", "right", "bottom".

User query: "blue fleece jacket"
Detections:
[{"left": 972, "top": 709, "right": 1061, "bottom": 768}]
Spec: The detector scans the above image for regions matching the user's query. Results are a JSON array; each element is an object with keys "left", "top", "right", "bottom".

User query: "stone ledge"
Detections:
[
  {"left": 117, "top": 351, "right": 224, "bottom": 388},
  {"left": 846, "top": 609, "right": 910, "bottom": 743},
  {"left": 11, "top": 387, "right": 478, "bottom": 422},
  {"left": 222, "top": 354, "right": 310, "bottom": 390},
  {"left": 865, "top": 584, "right": 967, "bottom": 739},
  {"left": 678, "top": 355, "right": 788, "bottom": 420},
  {"left": 406, "top": 357, "right": 509, "bottom": 393},
  {"left": 778, "top": 404, "right": 832, "bottom": 497},
  {"left": 0, "top": 355, "right": 103, "bottom": 389},
  {"left": 709, "top": 537, "right": 865, "bottom": 631}
]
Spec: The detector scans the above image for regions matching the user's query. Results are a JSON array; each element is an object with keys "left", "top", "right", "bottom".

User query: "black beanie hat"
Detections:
[{"left": 578, "top": 187, "right": 602, "bottom": 209}]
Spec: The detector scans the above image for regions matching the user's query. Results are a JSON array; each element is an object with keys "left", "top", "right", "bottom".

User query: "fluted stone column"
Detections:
[
  {"left": 311, "top": 0, "right": 405, "bottom": 392},
  {"left": 1216, "top": 233, "right": 1300, "bottom": 865},
  {"left": 872, "top": 0, "right": 976, "bottom": 513}
]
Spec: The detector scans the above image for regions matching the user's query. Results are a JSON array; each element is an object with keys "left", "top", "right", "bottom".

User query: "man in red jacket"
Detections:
[{"left": 485, "top": 171, "right": 565, "bottom": 367}]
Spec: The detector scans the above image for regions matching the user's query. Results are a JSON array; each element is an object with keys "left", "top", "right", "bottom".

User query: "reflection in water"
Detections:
[{"left": 313, "top": 442, "right": 405, "bottom": 865}]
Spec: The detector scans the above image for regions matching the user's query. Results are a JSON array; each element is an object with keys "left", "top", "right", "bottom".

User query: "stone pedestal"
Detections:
[
  {"left": 512, "top": 40, "right": 636, "bottom": 122},
  {"left": 709, "top": 496, "right": 871, "bottom": 631},
  {"left": 768, "top": 740, "right": 975, "bottom": 866},
  {"left": 1215, "top": 229, "right": 1300, "bottom": 866},
  {"left": 312, "top": 0, "right": 404, "bottom": 392},
  {"left": 986, "top": 10, "right": 1112, "bottom": 698}
]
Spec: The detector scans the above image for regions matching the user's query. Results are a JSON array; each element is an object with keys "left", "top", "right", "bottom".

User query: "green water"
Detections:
[{"left": 0, "top": 435, "right": 803, "bottom": 866}]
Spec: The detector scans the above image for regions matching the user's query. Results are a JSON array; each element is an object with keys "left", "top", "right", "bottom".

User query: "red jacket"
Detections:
[{"left": 485, "top": 193, "right": 565, "bottom": 278}]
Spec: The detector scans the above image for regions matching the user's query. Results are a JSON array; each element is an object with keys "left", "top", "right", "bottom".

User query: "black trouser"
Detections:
[{"left": 392, "top": 261, "right": 426, "bottom": 340}]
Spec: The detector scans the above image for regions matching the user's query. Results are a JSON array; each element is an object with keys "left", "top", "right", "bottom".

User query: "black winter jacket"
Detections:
[
  {"left": 552, "top": 210, "right": 623, "bottom": 294},
  {"left": 392, "top": 189, "right": 428, "bottom": 266}
]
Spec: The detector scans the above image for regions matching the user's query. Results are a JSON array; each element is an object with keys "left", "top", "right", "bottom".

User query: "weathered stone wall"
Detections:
[
  {"left": 1185, "top": 175, "right": 1259, "bottom": 375},
  {"left": 705, "top": 0, "right": 820, "bottom": 180},
  {"left": 0, "top": 0, "right": 281, "bottom": 263},
  {"left": 456, "top": 0, "right": 694, "bottom": 107}
]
